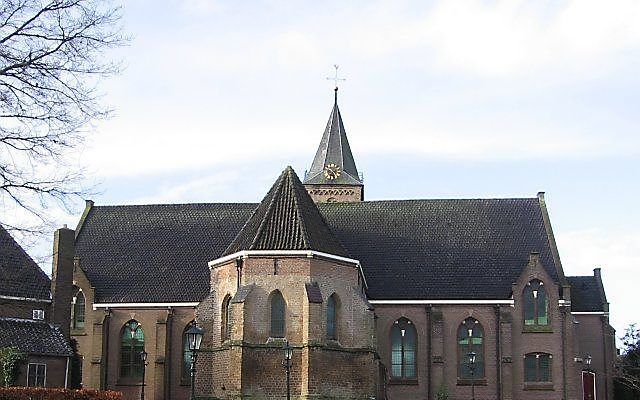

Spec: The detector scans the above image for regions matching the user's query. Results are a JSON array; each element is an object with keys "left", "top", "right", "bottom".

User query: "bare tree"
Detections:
[{"left": 1, "top": 0, "right": 125, "bottom": 233}]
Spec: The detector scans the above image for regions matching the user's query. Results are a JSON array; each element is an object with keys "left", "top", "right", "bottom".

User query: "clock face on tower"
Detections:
[{"left": 323, "top": 163, "right": 342, "bottom": 180}]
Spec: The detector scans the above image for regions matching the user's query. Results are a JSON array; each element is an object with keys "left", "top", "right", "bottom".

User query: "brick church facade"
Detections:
[{"left": 48, "top": 89, "right": 615, "bottom": 399}]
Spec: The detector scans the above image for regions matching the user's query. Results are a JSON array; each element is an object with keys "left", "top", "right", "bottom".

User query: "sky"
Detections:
[{"left": 12, "top": 0, "right": 640, "bottom": 342}]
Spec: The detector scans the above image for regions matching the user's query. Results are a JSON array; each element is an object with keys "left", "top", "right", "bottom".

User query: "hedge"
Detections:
[{"left": 0, "top": 387, "right": 122, "bottom": 400}]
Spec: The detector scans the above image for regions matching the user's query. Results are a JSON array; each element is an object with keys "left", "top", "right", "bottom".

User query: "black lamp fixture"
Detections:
[
  {"left": 186, "top": 324, "right": 204, "bottom": 400},
  {"left": 282, "top": 340, "right": 293, "bottom": 400},
  {"left": 467, "top": 351, "right": 477, "bottom": 400},
  {"left": 139, "top": 350, "right": 148, "bottom": 400}
]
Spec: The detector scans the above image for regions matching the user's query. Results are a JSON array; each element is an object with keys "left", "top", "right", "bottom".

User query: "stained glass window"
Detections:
[
  {"left": 524, "top": 353, "right": 552, "bottom": 382},
  {"left": 390, "top": 318, "right": 416, "bottom": 379},
  {"left": 523, "top": 280, "right": 549, "bottom": 326},
  {"left": 457, "top": 317, "right": 484, "bottom": 379},
  {"left": 221, "top": 295, "right": 232, "bottom": 341},
  {"left": 120, "top": 320, "right": 145, "bottom": 379}
]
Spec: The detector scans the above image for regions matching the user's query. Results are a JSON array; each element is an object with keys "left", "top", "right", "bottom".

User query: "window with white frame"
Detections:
[
  {"left": 32, "top": 309, "right": 44, "bottom": 320},
  {"left": 27, "top": 363, "right": 46, "bottom": 387}
]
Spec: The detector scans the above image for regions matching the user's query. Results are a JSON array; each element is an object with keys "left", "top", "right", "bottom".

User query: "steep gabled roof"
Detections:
[
  {"left": 0, "top": 225, "right": 51, "bottom": 300},
  {"left": 74, "top": 197, "right": 562, "bottom": 303},
  {"left": 304, "top": 90, "right": 362, "bottom": 185},
  {"left": 223, "top": 167, "right": 349, "bottom": 257},
  {"left": 567, "top": 275, "right": 607, "bottom": 312},
  {"left": 0, "top": 317, "right": 72, "bottom": 356}
]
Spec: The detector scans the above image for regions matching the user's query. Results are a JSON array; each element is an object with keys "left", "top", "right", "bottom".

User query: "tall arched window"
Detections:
[
  {"left": 221, "top": 295, "right": 232, "bottom": 341},
  {"left": 120, "top": 320, "right": 144, "bottom": 379},
  {"left": 182, "top": 321, "right": 195, "bottom": 381},
  {"left": 391, "top": 317, "right": 416, "bottom": 379},
  {"left": 327, "top": 294, "right": 338, "bottom": 340},
  {"left": 524, "top": 352, "right": 552, "bottom": 382},
  {"left": 72, "top": 290, "right": 85, "bottom": 330},
  {"left": 270, "top": 290, "right": 285, "bottom": 338},
  {"left": 457, "top": 317, "right": 484, "bottom": 379},
  {"left": 523, "top": 279, "right": 549, "bottom": 326}
]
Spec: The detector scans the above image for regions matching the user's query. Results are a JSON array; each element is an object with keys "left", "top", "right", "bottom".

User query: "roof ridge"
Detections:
[
  {"left": 289, "top": 171, "right": 311, "bottom": 249},
  {"left": 249, "top": 169, "right": 288, "bottom": 250}
]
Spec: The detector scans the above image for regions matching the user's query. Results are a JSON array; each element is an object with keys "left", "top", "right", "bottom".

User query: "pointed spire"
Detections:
[
  {"left": 223, "top": 167, "right": 349, "bottom": 257},
  {"left": 303, "top": 91, "right": 362, "bottom": 185}
]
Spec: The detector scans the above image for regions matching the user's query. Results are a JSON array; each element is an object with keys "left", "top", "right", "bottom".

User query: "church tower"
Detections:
[{"left": 303, "top": 88, "right": 364, "bottom": 202}]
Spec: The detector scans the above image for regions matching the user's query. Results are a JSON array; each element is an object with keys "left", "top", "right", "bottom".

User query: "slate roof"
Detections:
[
  {"left": 0, "top": 225, "right": 51, "bottom": 300},
  {"left": 304, "top": 90, "right": 362, "bottom": 186},
  {"left": 318, "top": 199, "right": 559, "bottom": 300},
  {"left": 223, "top": 167, "right": 349, "bottom": 258},
  {"left": 568, "top": 276, "right": 606, "bottom": 312},
  {"left": 74, "top": 203, "right": 256, "bottom": 303},
  {"left": 74, "top": 190, "right": 561, "bottom": 302},
  {"left": 0, "top": 317, "right": 72, "bottom": 356}
]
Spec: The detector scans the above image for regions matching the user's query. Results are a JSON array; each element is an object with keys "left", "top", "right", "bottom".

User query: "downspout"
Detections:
[
  {"left": 601, "top": 316, "right": 609, "bottom": 399},
  {"left": 426, "top": 305, "right": 432, "bottom": 400},
  {"left": 494, "top": 305, "right": 502, "bottom": 400},
  {"left": 166, "top": 308, "right": 173, "bottom": 400},
  {"left": 561, "top": 307, "right": 567, "bottom": 400},
  {"left": 64, "top": 356, "right": 70, "bottom": 388},
  {"left": 102, "top": 310, "right": 111, "bottom": 390}
]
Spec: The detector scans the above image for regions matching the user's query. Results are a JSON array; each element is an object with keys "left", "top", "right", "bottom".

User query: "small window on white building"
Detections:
[
  {"left": 32, "top": 309, "right": 45, "bottom": 320},
  {"left": 27, "top": 363, "right": 46, "bottom": 387}
]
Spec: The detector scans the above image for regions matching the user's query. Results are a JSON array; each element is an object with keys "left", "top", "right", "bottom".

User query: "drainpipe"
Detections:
[
  {"left": 561, "top": 307, "right": 567, "bottom": 400},
  {"left": 102, "top": 310, "right": 111, "bottom": 390},
  {"left": 494, "top": 305, "right": 502, "bottom": 400},
  {"left": 601, "top": 316, "right": 609, "bottom": 399},
  {"left": 426, "top": 305, "right": 432, "bottom": 400},
  {"left": 64, "top": 356, "right": 70, "bottom": 388}
]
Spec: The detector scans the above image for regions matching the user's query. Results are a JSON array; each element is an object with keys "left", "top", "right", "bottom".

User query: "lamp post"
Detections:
[
  {"left": 139, "top": 350, "right": 148, "bottom": 400},
  {"left": 467, "top": 351, "right": 476, "bottom": 400},
  {"left": 186, "top": 324, "right": 204, "bottom": 400},
  {"left": 282, "top": 340, "right": 293, "bottom": 400}
]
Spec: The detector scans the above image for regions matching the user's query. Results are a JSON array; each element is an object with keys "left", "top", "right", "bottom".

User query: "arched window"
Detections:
[
  {"left": 182, "top": 321, "right": 195, "bottom": 381},
  {"left": 120, "top": 320, "right": 144, "bottom": 379},
  {"left": 221, "top": 295, "right": 232, "bottom": 341},
  {"left": 327, "top": 294, "right": 338, "bottom": 340},
  {"left": 523, "top": 279, "right": 549, "bottom": 326},
  {"left": 524, "top": 352, "right": 552, "bottom": 382},
  {"left": 457, "top": 317, "right": 484, "bottom": 379},
  {"left": 270, "top": 290, "right": 285, "bottom": 338},
  {"left": 390, "top": 317, "right": 416, "bottom": 379},
  {"left": 72, "top": 290, "right": 85, "bottom": 330}
]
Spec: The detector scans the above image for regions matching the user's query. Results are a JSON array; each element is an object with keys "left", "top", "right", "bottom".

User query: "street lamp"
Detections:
[
  {"left": 282, "top": 340, "right": 293, "bottom": 400},
  {"left": 186, "top": 324, "right": 204, "bottom": 400},
  {"left": 139, "top": 350, "right": 148, "bottom": 400},
  {"left": 467, "top": 351, "right": 477, "bottom": 400}
]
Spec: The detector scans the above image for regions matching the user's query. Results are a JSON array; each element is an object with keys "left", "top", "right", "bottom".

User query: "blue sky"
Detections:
[{"left": 14, "top": 0, "right": 640, "bottom": 339}]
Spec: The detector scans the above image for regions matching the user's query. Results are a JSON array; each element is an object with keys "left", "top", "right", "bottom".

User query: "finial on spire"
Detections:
[{"left": 326, "top": 64, "right": 345, "bottom": 93}]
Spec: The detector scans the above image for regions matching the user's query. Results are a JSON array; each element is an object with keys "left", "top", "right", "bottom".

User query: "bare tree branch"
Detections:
[{"left": 0, "top": 0, "right": 126, "bottom": 233}]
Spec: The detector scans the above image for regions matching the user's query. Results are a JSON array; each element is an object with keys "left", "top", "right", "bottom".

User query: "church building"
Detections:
[{"left": 50, "top": 89, "right": 615, "bottom": 400}]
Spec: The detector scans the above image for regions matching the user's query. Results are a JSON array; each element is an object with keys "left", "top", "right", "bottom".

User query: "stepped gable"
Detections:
[
  {"left": 0, "top": 225, "right": 51, "bottom": 300},
  {"left": 223, "top": 166, "right": 349, "bottom": 257}
]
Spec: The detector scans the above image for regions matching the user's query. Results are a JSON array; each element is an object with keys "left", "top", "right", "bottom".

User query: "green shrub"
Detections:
[{"left": 0, "top": 347, "right": 25, "bottom": 387}]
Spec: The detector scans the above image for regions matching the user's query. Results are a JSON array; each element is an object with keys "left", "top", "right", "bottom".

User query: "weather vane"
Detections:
[{"left": 326, "top": 64, "right": 346, "bottom": 90}]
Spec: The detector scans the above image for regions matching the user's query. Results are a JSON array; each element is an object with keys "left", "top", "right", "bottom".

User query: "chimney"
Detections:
[{"left": 51, "top": 227, "right": 75, "bottom": 338}]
